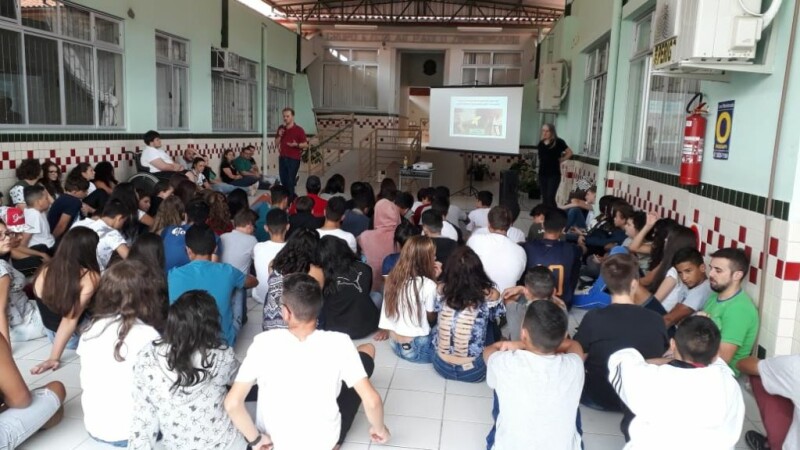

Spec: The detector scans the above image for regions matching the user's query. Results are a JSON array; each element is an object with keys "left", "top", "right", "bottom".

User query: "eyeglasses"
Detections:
[
  {"left": 0, "top": 232, "right": 18, "bottom": 240},
  {"left": 48, "top": 170, "right": 59, "bottom": 174}
]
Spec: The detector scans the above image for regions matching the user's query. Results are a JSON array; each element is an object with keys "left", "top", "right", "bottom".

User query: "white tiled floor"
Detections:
[{"left": 9, "top": 191, "right": 766, "bottom": 449}]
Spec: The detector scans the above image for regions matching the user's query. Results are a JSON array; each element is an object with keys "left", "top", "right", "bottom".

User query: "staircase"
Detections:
[
  {"left": 304, "top": 112, "right": 355, "bottom": 178},
  {"left": 358, "top": 126, "right": 422, "bottom": 182}
]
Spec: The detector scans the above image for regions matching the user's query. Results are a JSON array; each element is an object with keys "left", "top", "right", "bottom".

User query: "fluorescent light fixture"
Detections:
[
  {"left": 457, "top": 26, "right": 503, "bottom": 32},
  {"left": 334, "top": 24, "right": 378, "bottom": 30}
]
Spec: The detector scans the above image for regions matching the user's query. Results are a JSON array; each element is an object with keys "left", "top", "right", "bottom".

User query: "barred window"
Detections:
[
  {"left": 156, "top": 32, "right": 189, "bottom": 129},
  {"left": 212, "top": 54, "right": 257, "bottom": 132},
  {"left": 462, "top": 51, "right": 521, "bottom": 86}
]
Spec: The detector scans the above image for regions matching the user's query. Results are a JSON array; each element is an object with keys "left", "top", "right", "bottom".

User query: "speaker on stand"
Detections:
[{"left": 499, "top": 170, "right": 520, "bottom": 218}]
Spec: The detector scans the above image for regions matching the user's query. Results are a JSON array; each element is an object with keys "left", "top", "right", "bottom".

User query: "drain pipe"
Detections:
[
  {"left": 756, "top": 0, "right": 799, "bottom": 353},
  {"left": 594, "top": 0, "right": 623, "bottom": 199},
  {"left": 261, "top": 23, "right": 269, "bottom": 172}
]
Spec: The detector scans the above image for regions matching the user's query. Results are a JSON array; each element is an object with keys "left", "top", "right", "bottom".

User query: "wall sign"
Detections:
[{"left": 714, "top": 100, "right": 734, "bottom": 160}]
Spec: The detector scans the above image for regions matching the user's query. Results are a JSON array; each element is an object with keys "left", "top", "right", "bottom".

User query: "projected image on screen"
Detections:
[{"left": 450, "top": 97, "right": 507, "bottom": 139}]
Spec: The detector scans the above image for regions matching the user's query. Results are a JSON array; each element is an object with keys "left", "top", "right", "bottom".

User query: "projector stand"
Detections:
[{"left": 455, "top": 152, "right": 480, "bottom": 197}]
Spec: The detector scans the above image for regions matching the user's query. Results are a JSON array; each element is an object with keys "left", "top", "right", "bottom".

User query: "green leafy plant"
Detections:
[
  {"left": 467, "top": 162, "right": 490, "bottom": 181},
  {"left": 509, "top": 159, "right": 540, "bottom": 199}
]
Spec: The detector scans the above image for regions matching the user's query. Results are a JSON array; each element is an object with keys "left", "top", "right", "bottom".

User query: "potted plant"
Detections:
[
  {"left": 509, "top": 159, "right": 541, "bottom": 199},
  {"left": 468, "top": 162, "right": 490, "bottom": 182}
]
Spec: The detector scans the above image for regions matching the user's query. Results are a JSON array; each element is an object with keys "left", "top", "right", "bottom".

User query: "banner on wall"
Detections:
[{"left": 713, "top": 100, "right": 735, "bottom": 160}]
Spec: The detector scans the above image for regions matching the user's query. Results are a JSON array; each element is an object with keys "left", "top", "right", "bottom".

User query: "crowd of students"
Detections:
[{"left": 0, "top": 137, "right": 797, "bottom": 450}]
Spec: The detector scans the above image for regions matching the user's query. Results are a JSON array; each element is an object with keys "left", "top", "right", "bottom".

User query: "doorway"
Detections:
[{"left": 398, "top": 51, "right": 445, "bottom": 145}]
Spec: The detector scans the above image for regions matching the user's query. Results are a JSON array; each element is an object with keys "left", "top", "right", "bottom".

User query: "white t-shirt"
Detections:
[
  {"left": 441, "top": 221, "right": 459, "bottom": 241},
  {"left": 220, "top": 229, "right": 257, "bottom": 275},
  {"left": 487, "top": 350, "right": 584, "bottom": 450},
  {"left": 317, "top": 228, "right": 358, "bottom": 253},
  {"left": 72, "top": 218, "right": 126, "bottom": 272},
  {"left": 23, "top": 208, "right": 55, "bottom": 248},
  {"left": 193, "top": 171, "right": 206, "bottom": 187},
  {"left": 253, "top": 241, "right": 286, "bottom": 302},
  {"left": 660, "top": 268, "right": 712, "bottom": 313},
  {"left": 141, "top": 145, "right": 175, "bottom": 173},
  {"left": 467, "top": 208, "right": 490, "bottom": 232},
  {"left": 758, "top": 355, "right": 800, "bottom": 450},
  {"left": 87, "top": 181, "right": 97, "bottom": 195},
  {"left": 608, "top": 348, "right": 744, "bottom": 450},
  {"left": 235, "top": 329, "right": 367, "bottom": 449},
  {"left": 471, "top": 226, "right": 525, "bottom": 244},
  {"left": 78, "top": 316, "right": 160, "bottom": 442},
  {"left": 378, "top": 276, "right": 437, "bottom": 337},
  {"left": 467, "top": 233, "right": 526, "bottom": 292},
  {"left": 446, "top": 205, "right": 467, "bottom": 228}
]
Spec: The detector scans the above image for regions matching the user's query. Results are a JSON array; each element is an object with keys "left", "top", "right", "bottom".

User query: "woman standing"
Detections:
[{"left": 537, "top": 123, "right": 572, "bottom": 208}]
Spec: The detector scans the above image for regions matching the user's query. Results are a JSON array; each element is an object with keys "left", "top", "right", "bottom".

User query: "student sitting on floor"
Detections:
[
  {"left": 253, "top": 209, "right": 289, "bottom": 303},
  {"left": 21, "top": 186, "right": 55, "bottom": 257},
  {"left": 71, "top": 199, "right": 130, "bottom": 272},
  {"left": 466, "top": 190, "right": 493, "bottom": 232},
  {"left": 130, "top": 290, "right": 244, "bottom": 450},
  {"left": 0, "top": 333, "right": 66, "bottom": 449},
  {"left": 484, "top": 300, "right": 585, "bottom": 450},
  {"left": 317, "top": 197, "right": 358, "bottom": 253},
  {"left": 467, "top": 206, "right": 526, "bottom": 293},
  {"left": 47, "top": 175, "right": 89, "bottom": 241},
  {"left": 419, "top": 210, "right": 456, "bottom": 272},
  {"left": 0, "top": 219, "right": 45, "bottom": 346},
  {"left": 225, "top": 273, "right": 390, "bottom": 450},
  {"left": 381, "top": 220, "right": 421, "bottom": 276},
  {"left": 609, "top": 316, "right": 744, "bottom": 449},
  {"left": 501, "top": 266, "right": 564, "bottom": 341},
  {"left": 527, "top": 203, "right": 549, "bottom": 242},
  {"left": 288, "top": 196, "right": 324, "bottom": 237}
]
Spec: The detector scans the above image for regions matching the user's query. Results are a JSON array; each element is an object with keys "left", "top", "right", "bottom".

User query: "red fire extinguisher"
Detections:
[{"left": 680, "top": 93, "right": 708, "bottom": 186}]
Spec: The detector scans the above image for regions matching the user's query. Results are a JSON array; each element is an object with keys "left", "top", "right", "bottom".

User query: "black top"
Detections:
[
  {"left": 574, "top": 304, "right": 668, "bottom": 411},
  {"left": 47, "top": 193, "right": 82, "bottom": 232},
  {"left": 35, "top": 296, "right": 88, "bottom": 333},
  {"left": 432, "top": 237, "right": 458, "bottom": 268},
  {"left": 220, "top": 160, "right": 238, "bottom": 183},
  {"left": 321, "top": 261, "right": 380, "bottom": 339},
  {"left": 537, "top": 137, "right": 569, "bottom": 177},
  {"left": 288, "top": 212, "right": 324, "bottom": 237}
]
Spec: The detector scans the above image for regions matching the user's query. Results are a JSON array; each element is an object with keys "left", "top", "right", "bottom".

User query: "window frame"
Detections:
[
  {"left": 321, "top": 47, "right": 379, "bottom": 111},
  {"left": 266, "top": 66, "right": 293, "bottom": 133},
  {"left": 155, "top": 31, "right": 190, "bottom": 130},
  {"left": 0, "top": 0, "right": 125, "bottom": 129},
  {"left": 582, "top": 41, "right": 609, "bottom": 157},
  {"left": 461, "top": 50, "right": 522, "bottom": 86},
  {"left": 211, "top": 55, "right": 258, "bottom": 132}
]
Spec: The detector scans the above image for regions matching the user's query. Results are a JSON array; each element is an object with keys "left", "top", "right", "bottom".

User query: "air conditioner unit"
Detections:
[
  {"left": 651, "top": 0, "right": 782, "bottom": 73},
  {"left": 211, "top": 48, "right": 241, "bottom": 74}
]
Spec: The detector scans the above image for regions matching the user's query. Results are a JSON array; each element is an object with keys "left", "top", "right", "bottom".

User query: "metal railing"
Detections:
[
  {"left": 305, "top": 112, "right": 355, "bottom": 178},
  {"left": 359, "top": 126, "right": 422, "bottom": 181}
]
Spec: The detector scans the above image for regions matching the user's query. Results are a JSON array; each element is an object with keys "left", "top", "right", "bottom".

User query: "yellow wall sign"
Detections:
[
  {"left": 714, "top": 100, "right": 735, "bottom": 160},
  {"left": 653, "top": 36, "right": 677, "bottom": 68}
]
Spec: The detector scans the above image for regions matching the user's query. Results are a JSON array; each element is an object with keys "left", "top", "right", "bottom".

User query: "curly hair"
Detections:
[
  {"left": 439, "top": 246, "right": 495, "bottom": 311},
  {"left": 317, "top": 235, "right": 360, "bottom": 298},
  {"left": 202, "top": 190, "right": 231, "bottom": 233},
  {"left": 151, "top": 196, "right": 185, "bottom": 236},
  {"left": 272, "top": 228, "right": 319, "bottom": 275},
  {"left": 16, "top": 158, "right": 42, "bottom": 181}
]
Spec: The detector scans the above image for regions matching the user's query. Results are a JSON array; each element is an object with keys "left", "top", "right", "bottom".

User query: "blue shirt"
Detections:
[
  {"left": 162, "top": 224, "right": 222, "bottom": 272},
  {"left": 253, "top": 203, "right": 271, "bottom": 242},
  {"left": 168, "top": 260, "right": 246, "bottom": 346},
  {"left": 521, "top": 238, "right": 582, "bottom": 307}
]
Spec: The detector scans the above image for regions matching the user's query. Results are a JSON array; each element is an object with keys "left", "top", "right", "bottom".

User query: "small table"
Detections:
[{"left": 398, "top": 168, "right": 434, "bottom": 190}]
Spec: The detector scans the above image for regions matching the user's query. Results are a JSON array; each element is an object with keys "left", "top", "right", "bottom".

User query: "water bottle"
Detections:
[{"left": 403, "top": 156, "right": 408, "bottom": 169}]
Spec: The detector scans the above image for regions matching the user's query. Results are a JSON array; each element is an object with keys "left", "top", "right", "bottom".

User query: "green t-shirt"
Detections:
[
  {"left": 232, "top": 156, "right": 253, "bottom": 173},
  {"left": 702, "top": 290, "right": 759, "bottom": 376}
]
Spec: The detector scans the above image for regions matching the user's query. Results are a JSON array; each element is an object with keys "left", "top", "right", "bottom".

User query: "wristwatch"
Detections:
[{"left": 247, "top": 434, "right": 262, "bottom": 447}]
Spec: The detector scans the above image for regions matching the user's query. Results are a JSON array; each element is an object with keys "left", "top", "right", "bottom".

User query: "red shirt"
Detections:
[
  {"left": 279, "top": 124, "right": 307, "bottom": 160},
  {"left": 288, "top": 193, "right": 328, "bottom": 218}
]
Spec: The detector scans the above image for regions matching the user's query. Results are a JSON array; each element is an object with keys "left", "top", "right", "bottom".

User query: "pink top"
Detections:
[{"left": 357, "top": 199, "right": 401, "bottom": 290}]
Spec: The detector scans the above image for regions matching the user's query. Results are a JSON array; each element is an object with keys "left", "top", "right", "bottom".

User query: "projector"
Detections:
[{"left": 413, "top": 162, "right": 433, "bottom": 170}]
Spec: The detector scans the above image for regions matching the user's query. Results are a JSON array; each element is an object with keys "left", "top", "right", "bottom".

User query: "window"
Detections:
[
  {"left": 322, "top": 48, "right": 378, "bottom": 110},
  {"left": 156, "top": 32, "right": 189, "bottom": 129},
  {"left": 0, "top": 1, "right": 124, "bottom": 128},
  {"left": 267, "top": 67, "right": 293, "bottom": 132},
  {"left": 212, "top": 54, "right": 257, "bottom": 131},
  {"left": 461, "top": 51, "right": 521, "bottom": 85},
  {"left": 624, "top": 15, "right": 700, "bottom": 169},
  {"left": 583, "top": 41, "right": 609, "bottom": 156}
]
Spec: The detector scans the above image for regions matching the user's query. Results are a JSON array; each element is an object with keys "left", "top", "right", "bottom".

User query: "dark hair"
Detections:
[
  {"left": 64, "top": 174, "right": 90, "bottom": 193},
  {"left": 477, "top": 191, "right": 493, "bottom": 207},
  {"left": 40, "top": 160, "right": 64, "bottom": 197},
  {"left": 598, "top": 195, "right": 618, "bottom": 217},
  {"left": 16, "top": 158, "right": 42, "bottom": 181},
  {"left": 295, "top": 196, "right": 314, "bottom": 213},
  {"left": 601, "top": 253, "right": 640, "bottom": 295},
  {"left": 431, "top": 196, "right": 449, "bottom": 217},
  {"left": 169, "top": 173, "right": 189, "bottom": 191},
  {"left": 160, "top": 290, "right": 227, "bottom": 392},
  {"left": 173, "top": 179, "right": 198, "bottom": 207},
  {"left": 379, "top": 178, "right": 397, "bottom": 201},
  {"left": 94, "top": 161, "right": 118, "bottom": 186},
  {"left": 434, "top": 185, "right": 451, "bottom": 201},
  {"left": 323, "top": 174, "right": 345, "bottom": 195},
  {"left": 233, "top": 208, "right": 258, "bottom": 228},
  {"left": 108, "top": 182, "right": 143, "bottom": 240},
  {"left": 282, "top": 273, "right": 323, "bottom": 322},
  {"left": 282, "top": 107, "right": 295, "bottom": 116},
  {"left": 266, "top": 208, "right": 289, "bottom": 234},
  {"left": 417, "top": 187, "right": 434, "bottom": 202},
  {"left": 128, "top": 232, "right": 166, "bottom": 273},
  {"left": 441, "top": 246, "right": 495, "bottom": 310},
  {"left": 23, "top": 184, "right": 46, "bottom": 206},
  {"left": 270, "top": 185, "right": 290, "bottom": 206},
  {"left": 192, "top": 157, "right": 206, "bottom": 169},
  {"left": 488, "top": 205, "right": 512, "bottom": 231},
  {"left": 325, "top": 196, "right": 347, "bottom": 222},
  {"left": 628, "top": 211, "right": 647, "bottom": 233},
  {"left": 350, "top": 181, "right": 367, "bottom": 199},
  {"left": 648, "top": 218, "right": 679, "bottom": 271},
  {"left": 89, "top": 260, "right": 167, "bottom": 361},
  {"left": 306, "top": 176, "right": 322, "bottom": 195},
  {"left": 522, "top": 300, "right": 567, "bottom": 352},
  {"left": 394, "top": 191, "right": 414, "bottom": 210},
  {"left": 144, "top": 130, "right": 160, "bottom": 145},
  {"left": 203, "top": 192, "right": 225, "bottom": 231},
  {"left": 420, "top": 209, "right": 443, "bottom": 233},
  {"left": 72, "top": 163, "right": 92, "bottom": 178},
  {"left": 394, "top": 220, "right": 421, "bottom": 247},
  {"left": 543, "top": 208, "right": 567, "bottom": 233},
  {"left": 101, "top": 199, "right": 129, "bottom": 219},
  {"left": 674, "top": 316, "right": 721, "bottom": 365},
  {"left": 613, "top": 203, "right": 635, "bottom": 222},
  {"left": 710, "top": 247, "right": 750, "bottom": 279},
  {"left": 525, "top": 266, "right": 556, "bottom": 299},
  {"left": 186, "top": 199, "right": 210, "bottom": 225},
  {"left": 153, "top": 180, "right": 171, "bottom": 196},
  {"left": 37, "top": 227, "right": 100, "bottom": 317},
  {"left": 353, "top": 189, "right": 374, "bottom": 212},
  {"left": 647, "top": 226, "right": 698, "bottom": 292},
  {"left": 186, "top": 225, "right": 217, "bottom": 256},
  {"left": 226, "top": 188, "right": 249, "bottom": 219},
  {"left": 272, "top": 228, "right": 319, "bottom": 275},
  {"left": 530, "top": 203, "right": 549, "bottom": 218},
  {"left": 317, "top": 235, "right": 361, "bottom": 298},
  {"left": 673, "top": 247, "right": 704, "bottom": 267}
]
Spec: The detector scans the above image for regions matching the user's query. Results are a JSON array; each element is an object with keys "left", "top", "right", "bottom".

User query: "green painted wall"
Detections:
[{"left": 293, "top": 73, "right": 318, "bottom": 134}]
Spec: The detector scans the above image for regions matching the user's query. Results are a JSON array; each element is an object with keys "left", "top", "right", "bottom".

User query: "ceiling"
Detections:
[{"left": 261, "top": 0, "right": 565, "bottom": 28}]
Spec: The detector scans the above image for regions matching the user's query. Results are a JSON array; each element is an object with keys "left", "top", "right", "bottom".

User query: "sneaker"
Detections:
[{"left": 745, "top": 430, "right": 769, "bottom": 450}]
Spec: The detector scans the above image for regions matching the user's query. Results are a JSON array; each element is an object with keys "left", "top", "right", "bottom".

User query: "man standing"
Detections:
[{"left": 275, "top": 108, "right": 308, "bottom": 197}]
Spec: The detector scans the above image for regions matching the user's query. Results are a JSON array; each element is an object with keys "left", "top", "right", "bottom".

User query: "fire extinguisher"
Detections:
[{"left": 680, "top": 93, "right": 708, "bottom": 186}]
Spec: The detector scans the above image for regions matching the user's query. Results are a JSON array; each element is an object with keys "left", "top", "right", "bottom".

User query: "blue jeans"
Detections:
[
  {"left": 44, "top": 328, "right": 79, "bottom": 350},
  {"left": 231, "top": 288, "right": 245, "bottom": 344},
  {"left": 211, "top": 182, "right": 239, "bottom": 194},
  {"left": 566, "top": 208, "right": 588, "bottom": 230},
  {"left": 432, "top": 353, "right": 486, "bottom": 382},
  {"left": 390, "top": 335, "right": 433, "bottom": 364},
  {"left": 279, "top": 156, "right": 301, "bottom": 197}
]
